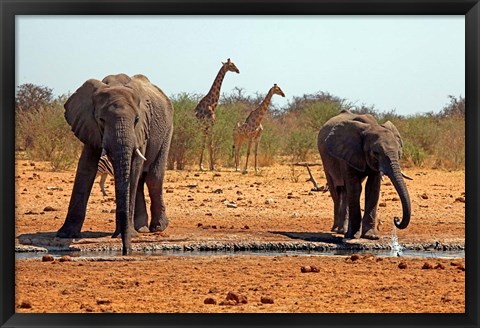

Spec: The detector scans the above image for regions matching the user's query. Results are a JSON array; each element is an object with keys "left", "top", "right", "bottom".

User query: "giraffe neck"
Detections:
[
  {"left": 248, "top": 89, "right": 275, "bottom": 126},
  {"left": 205, "top": 65, "right": 228, "bottom": 106}
]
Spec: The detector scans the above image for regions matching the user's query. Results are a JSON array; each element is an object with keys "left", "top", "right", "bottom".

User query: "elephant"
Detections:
[
  {"left": 317, "top": 109, "right": 411, "bottom": 240},
  {"left": 56, "top": 73, "right": 174, "bottom": 255}
]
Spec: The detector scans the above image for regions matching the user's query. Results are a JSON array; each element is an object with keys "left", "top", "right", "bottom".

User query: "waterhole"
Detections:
[{"left": 16, "top": 248, "right": 464, "bottom": 260}]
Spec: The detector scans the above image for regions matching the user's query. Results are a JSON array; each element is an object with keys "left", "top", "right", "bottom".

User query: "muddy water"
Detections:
[{"left": 15, "top": 248, "right": 465, "bottom": 260}]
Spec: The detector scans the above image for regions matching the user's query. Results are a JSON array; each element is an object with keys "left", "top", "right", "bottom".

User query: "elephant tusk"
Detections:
[
  {"left": 136, "top": 148, "right": 147, "bottom": 161},
  {"left": 401, "top": 171, "right": 413, "bottom": 180}
]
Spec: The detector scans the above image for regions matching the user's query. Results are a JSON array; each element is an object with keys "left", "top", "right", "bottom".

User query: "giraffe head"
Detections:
[
  {"left": 272, "top": 84, "right": 285, "bottom": 97},
  {"left": 222, "top": 58, "right": 240, "bottom": 74}
]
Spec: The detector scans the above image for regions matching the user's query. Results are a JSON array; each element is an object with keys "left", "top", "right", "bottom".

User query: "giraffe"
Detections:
[
  {"left": 233, "top": 84, "right": 285, "bottom": 173},
  {"left": 195, "top": 58, "right": 240, "bottom": 171}
]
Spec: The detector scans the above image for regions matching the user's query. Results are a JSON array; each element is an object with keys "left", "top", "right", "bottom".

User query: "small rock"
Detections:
[
  {"left": 422, "top": 262, "right": 434, "bottom": 269},
  {"left": 398, "top": 261, "right": 408, "bottom": 269},
  {"left": 391, "top": 197, "right": 400, "bottom": 201},
  {"left": 204, "top": 297, "right": 217, "bottom": 305},
  {"left": 227, "top": 203, "right": 237, "bottom": 208},
  {"left": 455, "top": 196, "right": 465, "bottom": 203},
  {"left": 226, "top": 291, "right": 247, "bottom": 304},
  {"left": 301, "top": 266, "right": 312, "bottom": 273},
  {"left": 219, "top": 300, "right": 237, "bottom": 306},
  {"left": 260, "top": 296, "right": 274, "bottom": 304},
  {"left": 213, "top": 188, "right": 223, "bottom": 194},
  {"left": 310, "top": 265, "right": 320, "bottom": 272},
  {"left": 96, "top": 298, "right": 111, "bottom": 305},
  {"left": 420, "top": 193, "right": 429, "bottom": 200},
  {"left": 59, "top": 255, "right": 72, "bottom": 262},
  {"left": 19, "top": 301, "right": 32, "bottom": 309},
  {"left": 110, "top": 209, "right": 115, "bottom": 214},
  {"left": 265, "top": 198, "right": 274, "bottom": 205},
  {"left": 291, "top": 212, "right": 298, "bottom": 218},
  {"left": 42, "top": 254, "right": 54, "bottom": 262},
  {"left": 350, "top": 254, "right": 360, "bottom": 261},
  {"left": 197, "top": 223, "right": 203, "bottom": 227},
  {"left": 208, "top": 287, "right": 218, "bottom": 293},
  {"left": 166, "top": 189, "right": 174, "bottom": 193},
  {"left": 434, "top": 263, "right": 445, "bottom": 270},
  {"left": 243, "top": 225, "right": 249, "bottom": 230},
  {"left": 43, "top": 206, "right": 56, "bottom": 212}
]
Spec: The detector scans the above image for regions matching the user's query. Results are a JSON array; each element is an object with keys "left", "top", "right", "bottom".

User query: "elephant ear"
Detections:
[
  {"left": 64, "top": 79, "right": 105, "bottom": 149},
  {"left": 382, "top": 120, "right": 403, "bottom": 148},
  {"left": 325, "top": 120, "right": 369, "bottom": 172}
]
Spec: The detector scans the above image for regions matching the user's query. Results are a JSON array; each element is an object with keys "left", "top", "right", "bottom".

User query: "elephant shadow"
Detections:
[
  {"left": 17, "top": 231, "right": 112, "bottom": 249},
  {"left": 269, "top": 231, "right": 362, "bottom": 247}
]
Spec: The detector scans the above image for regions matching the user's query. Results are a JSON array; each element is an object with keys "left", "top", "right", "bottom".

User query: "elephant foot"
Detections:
[
  {"left": 150, "top": 217, "right": 169, "bottom": 232},
  {"left": 137, "top": 226, "right": 150, "bottom": 233},
  {"left": 56, "top": 228, "right": 82, "bottom": 239},
  {"left": 361, "top": 228, "right": 380, "bottom": 240},
  {"left": 111, "top": 227, "right": 138, "bottom": 238},
  {"left": 344, "top": 229, "right": 361, "bottom": 239}
]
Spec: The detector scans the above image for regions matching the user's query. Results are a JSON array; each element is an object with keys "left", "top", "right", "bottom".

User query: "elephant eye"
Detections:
[{"left": 134, "top": 115, "right": 139, "bottom": 126}]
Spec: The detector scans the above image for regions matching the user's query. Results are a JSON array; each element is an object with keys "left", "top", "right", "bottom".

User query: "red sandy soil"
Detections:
[{"left": 15, "top": 159, "right": 465, "bottom": 313}]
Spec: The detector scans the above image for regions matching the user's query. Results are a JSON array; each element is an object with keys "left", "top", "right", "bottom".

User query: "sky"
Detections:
[{"left": 16, "top": 16, "right": 464, "bottom": 116}]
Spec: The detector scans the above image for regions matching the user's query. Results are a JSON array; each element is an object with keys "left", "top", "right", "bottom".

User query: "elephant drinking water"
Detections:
[
  {"left": 317, "top": 109, "right": 411, "bottom": 240},
  {"left": 56, "top": 74, "right": 174, "bottom": 255}
]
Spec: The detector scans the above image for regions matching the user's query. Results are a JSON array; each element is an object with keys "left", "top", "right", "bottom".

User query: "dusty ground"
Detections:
[{"left": 15, "top": 158, "right": 465, "bottom": 313}]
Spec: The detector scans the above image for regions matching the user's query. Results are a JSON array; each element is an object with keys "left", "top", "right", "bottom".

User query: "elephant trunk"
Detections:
[
  {"left": 112, "top": 149, "right": 132, "bottom": 255},
  {"left": 385, "top": 157, "right": 411, "bottom": 229},
  {"left": 112, "top": 147, "right": 133, "bottom": 255}
]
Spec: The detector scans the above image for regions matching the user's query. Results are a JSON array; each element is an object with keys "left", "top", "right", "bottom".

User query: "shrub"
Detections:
[
  {"left": 167, "top": 93, "right": 202, "bottom": 170},
  {"left": 16, "top": 102, "right": 82, "bottom": 170}
]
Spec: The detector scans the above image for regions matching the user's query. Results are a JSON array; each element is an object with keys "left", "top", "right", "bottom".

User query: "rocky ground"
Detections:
[{"left": 15, "top": 159, "right": 465, "bottom": 313}]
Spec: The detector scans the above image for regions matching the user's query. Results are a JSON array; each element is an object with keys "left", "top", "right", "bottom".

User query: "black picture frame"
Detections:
[{"left": 1, "top": 1, "right": 478, "bottom": 327}]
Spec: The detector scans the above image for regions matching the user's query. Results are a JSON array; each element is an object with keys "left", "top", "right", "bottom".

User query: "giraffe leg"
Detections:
[
  {"left": 253, "top": 137, "right": 261, "bottom": 173},
  {"left": 199, "top": 130, "right": 207, "bottom": 171},
  {"left": 207, "top": 130, "right": 215, "bottom": 171},
  {"left": 243, "top": 139, "right": 253, "bottom": 174},
  {"left": 233, "top": 132, "right": 243, "bottom": 172}
]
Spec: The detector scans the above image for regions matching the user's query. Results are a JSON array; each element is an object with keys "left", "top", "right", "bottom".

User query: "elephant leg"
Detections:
[
  {"left": 337, "top": 187, "right": 348, "bottom": 234},
  {"left": 361, "top": 174, "right": 381, "bottom": 240},
  {"left": 325, "top": 174, "right": 341, "bottom": 233},
  {"left": 147, "top": 144, "right": 170, "bottom": 232},
  {"left": 345, "top": 173, "right": 362, "bottom": 239},
  {"left": 134, "top": 172, "right": 149, "bottom": 233},
  {"left": 57, "top": 145, "right": 100, "bottom": 238},
  {"left": 243, "top": 139, "right": 253, "bottom": 174}
]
